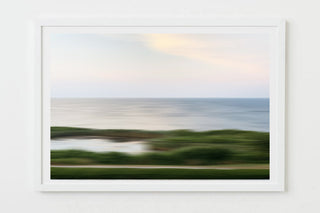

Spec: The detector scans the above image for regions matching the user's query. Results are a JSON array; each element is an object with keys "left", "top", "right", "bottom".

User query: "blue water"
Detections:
[{"left": 51, "top": 98, "right": 269, "bottom": 132}]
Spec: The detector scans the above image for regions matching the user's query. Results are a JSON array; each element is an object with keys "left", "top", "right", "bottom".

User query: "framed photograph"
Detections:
[{"left": 34, "top": 17, "right": 285, "bottom": 191}]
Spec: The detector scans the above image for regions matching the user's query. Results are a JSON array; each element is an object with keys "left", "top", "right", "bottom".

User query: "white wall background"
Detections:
[{"left": 0, "top": 0, "right": 319, "bottom": 212}]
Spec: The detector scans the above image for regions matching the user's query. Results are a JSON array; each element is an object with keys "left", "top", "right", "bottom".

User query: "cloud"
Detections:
[{"left": 141, "top": 34, "right": 270, "bottom": 81}]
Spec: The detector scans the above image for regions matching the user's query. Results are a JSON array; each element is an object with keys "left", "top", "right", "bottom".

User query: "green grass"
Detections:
[
  {"left": 51, "top": 147, "right": 235, "bottom": 165},
  {"left": 51, "top": 167, "right": 269, "bottom": 179},
  {"left": 51, "top": 127, "right": 269, "bottom": 152},
  {"left": 51, "top": 146, "right": 268, "bottom": 166},
  {"left": 51, "top": 127, "right": 270, "bottom": 165},
  {"left": 51, "top": 127, "right": 164, "bottom": 141},
  {"left": 148, "top": 129, "right": 269, "bottom": 152}
]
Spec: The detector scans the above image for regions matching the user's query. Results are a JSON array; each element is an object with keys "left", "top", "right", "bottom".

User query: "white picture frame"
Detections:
[{"left": 33, "top": 17, "right": 286, "bottom": 191}]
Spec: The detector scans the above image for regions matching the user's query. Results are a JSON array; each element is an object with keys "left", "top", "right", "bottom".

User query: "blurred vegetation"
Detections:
[
  {"left": 51, "top": 127, "right": 269, "bottom": 166},
  {"left": 51, "top": 167, "right": 269, "bottom": 179},
  {"left": 52, "top": 147, "right": 234, "bottom": 165},
  {"left": 51, "top": 127, "right": 163, "bottom": 141}
]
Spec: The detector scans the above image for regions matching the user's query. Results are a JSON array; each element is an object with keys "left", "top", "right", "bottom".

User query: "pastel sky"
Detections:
[{"left": 46, "top": 31, "right": 272, "bottom": 98}]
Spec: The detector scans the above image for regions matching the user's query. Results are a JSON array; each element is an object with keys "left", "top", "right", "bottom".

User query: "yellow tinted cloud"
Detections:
[{"left": 142, "top": 34, "right": 269, "bottom": 81}]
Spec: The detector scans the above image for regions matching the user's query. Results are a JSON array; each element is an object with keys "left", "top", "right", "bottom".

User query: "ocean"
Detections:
[{"left": 51, "top": 98, "right": 269, "bottom": 132}]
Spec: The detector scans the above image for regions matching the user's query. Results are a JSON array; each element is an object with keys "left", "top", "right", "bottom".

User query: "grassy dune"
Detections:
[
  {"left": 51, "top": 127, "right": 269, "bottom": 179},
  {"left": 52, "top": 147, "right": 234, "bottom": 165},
  {"left": 51, "top": 127, "right": 163, "bottom": 141},
  {"left": 51, "top": 127, "right": 269, "bottom": 152},
  {"left": 51, "top": 127, "right": 269, "bottom": 166}
]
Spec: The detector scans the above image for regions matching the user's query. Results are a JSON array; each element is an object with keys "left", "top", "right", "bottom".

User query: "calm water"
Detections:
[
  {"left": 51, "top": 138, "right": 148, "bottom": 153},
  {"left": 51, "top": 98, "right": 269, "bottom": 132}
]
